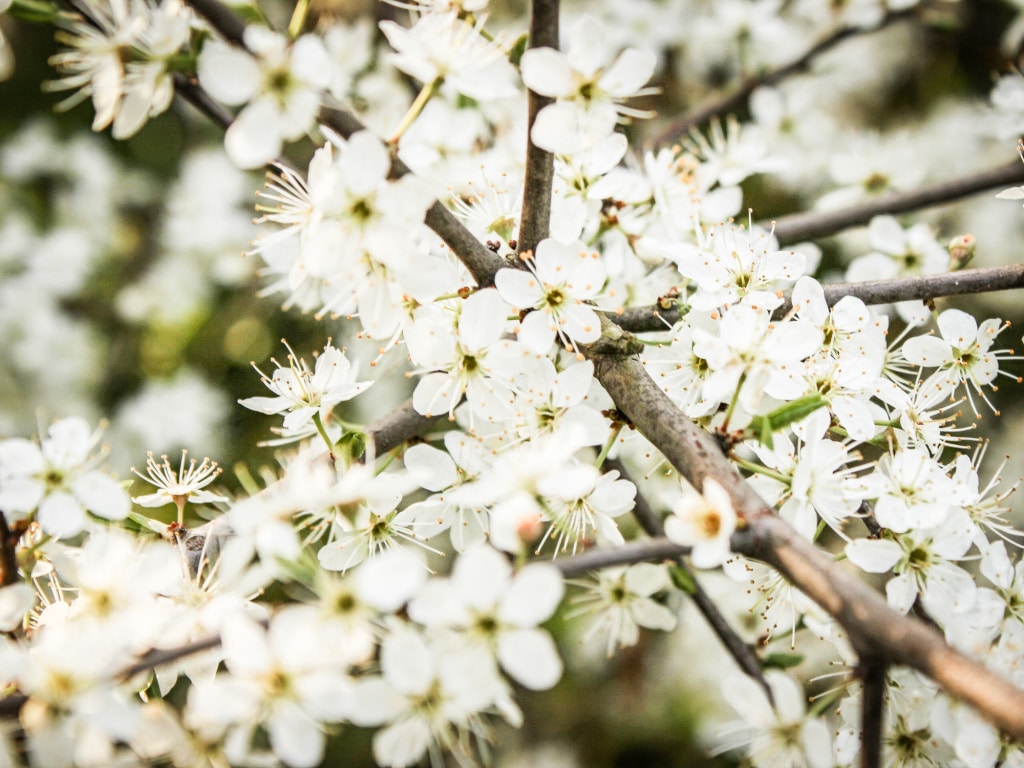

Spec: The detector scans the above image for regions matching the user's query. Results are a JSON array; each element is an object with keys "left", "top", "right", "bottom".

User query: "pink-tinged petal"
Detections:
[
  {"left": 495, "top": 267, "right": 541, "bottom": 309},
  {"left": 599, "top": 47, "right": 656, "bottom": 96},
  {"left": 497, "top": 628, "right": 563, "bottom": 690},
  {"left": 499, "top": 564, "right": 563, "bottom": 626},
  {"left": 519, "top": 48, "right": 573, "bottom": 97}
]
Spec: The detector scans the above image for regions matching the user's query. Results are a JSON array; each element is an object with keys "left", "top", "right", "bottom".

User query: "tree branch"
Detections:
[
  {"left": 0, "top": 514, "right": 20, "bottom": 587},
  {"left": 648, "top": 10, "right": 913, "bottom": 149},
  {"left": 364, "top": 400, "right": 445, "bottom": 457},
  {"left": 860, "top": 658, "right": 887, "bottom": 768},
  {"left": 517, "top": 0, "right": 559, "bottom": 256},
  {"left": 613, "top": 263, "right": 1024, "bottom": 334},
  {"left": 773, "top": 160, "right": 1024, "bottom": 245},
  {"left": 589, "top": 350, "right": 1024, "bottom": 741}
]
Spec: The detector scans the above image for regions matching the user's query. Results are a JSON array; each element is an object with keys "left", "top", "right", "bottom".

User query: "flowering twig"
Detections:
[
  {"left": 554, "top": 538, "right": 688, "bottom": 578},
  {"left": 647, "top": 10, "right": 913, "bottom": 149},
  {"left": 591, "top": 352, "right": 1024, "bottom": 740},
  {"left": 773, "top": 159, "right": 1024, "bottom": 245},
  {"left": 613, "top": 263, "right": 1024, "bottom": 333},
  {"left": 859, "top": 657, "right": 887, "bottom": 768},
  {"left": 517, "top": 0, "right": 559, "bottom": 256}
]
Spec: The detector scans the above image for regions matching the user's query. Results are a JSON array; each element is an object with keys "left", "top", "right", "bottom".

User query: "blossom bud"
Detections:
[{"left": 948, "top": 233, "right": 976, "bottom": 271}]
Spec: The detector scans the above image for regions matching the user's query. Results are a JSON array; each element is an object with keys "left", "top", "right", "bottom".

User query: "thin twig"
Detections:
[
  {"left": 859, "top": 657, "right": 887, "bottom": 768},
  {"left": 187, "top": 0, "right": 247, "bottom": 45},
  {"left": 614, "top": 263, "right": 1024, "bottom": 334},
  {"left": 118, "top": 634, "right": 224, "bottom": 681},
  {"left": 773, "top": 160, "right": 1024, "bottom": 245},
  {"left": 647, "top": 10, "right": 912, "bottom": 149},
  {"left": 517, "top": 0, "right": 559, "bottom": 256},
  {"left": 0, "top": 514, "right": 19, "bottom": 587},
  {"left": 608, "top": 458, "right": 772, "bottom": 701},
  {"left": 554, "top": 538, "right": 688, "bottom": 578}
]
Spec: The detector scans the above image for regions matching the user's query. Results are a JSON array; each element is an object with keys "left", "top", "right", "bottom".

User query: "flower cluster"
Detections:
[{"left": 4, "top": 1, "right": 1024, "bottom": 768}]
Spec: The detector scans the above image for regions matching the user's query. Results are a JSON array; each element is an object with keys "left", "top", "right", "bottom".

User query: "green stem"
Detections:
[
  {"left": 287, "top": 0, "right": 310, "bottom": 39},
  {"left": 594, "top": 424, "right": 624, "bottom": 468},
  {"left": 731, "top": 455, "right": 792, "bottom": 486},
  {"left": 312, "top": 411, "right": 337, "bottom": 458},
  {"left": 721, "top": 371, "right": 747, "bottom": 433},
  {"left": 390, "top": 79, "right": 440, "bottom": 144}
]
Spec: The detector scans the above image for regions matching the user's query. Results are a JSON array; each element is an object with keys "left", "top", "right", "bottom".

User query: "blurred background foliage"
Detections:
[{"left": 2, "top": 1, "right": 1024, "bottom": 765}]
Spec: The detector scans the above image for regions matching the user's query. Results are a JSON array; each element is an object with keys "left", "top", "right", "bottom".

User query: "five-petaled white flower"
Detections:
[
  {"left": 495, "top": 238, "right": 607, "bottom": 355},
  {"left": 239, "top": 340, "right": 373, "bottom": 432},
  {"left": 664, "top": 478, "right": 737, "bottom": 569},
  {"left": 132, "top": 449, "right": 228, "bottom": 524}
]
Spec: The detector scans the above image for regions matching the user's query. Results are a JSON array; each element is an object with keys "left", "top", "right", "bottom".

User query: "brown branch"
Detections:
[
  {"left": 859, "top": 658, "right": 887, "bottom": 768},
  {"left": 589, "top": 348, "right": 1024, "bottom": 741},
  {"left": 187, "top": 0, "right": 247, "bottom": 45},
  {"left": 364, "top": 400, "right": 446, "bottom": 457},
  {"left": 554, "top": 538, "right": 688, "bottom": 578},
  {"left": 648, "top": 10, "right": 913, "bottom": 149},
  {"left": 615, "top": 263, "right": 1024, "bottom": 334},
  {"left": 773, "top": 160, "right": 1024, "bottom": 245},
  {"left": 0, "top": 514, "right": 20, "bottom": 587},
  {"left": 517, "top": 0, "right": 559, "bottom": 256}
]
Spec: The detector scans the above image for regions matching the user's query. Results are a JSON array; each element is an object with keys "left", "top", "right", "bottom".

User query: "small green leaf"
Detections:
[
  {"left": 335, "top": 430, "right": 367, "bottom": 462},
  {"left": 761, "top": 652, "right": 804, "bottom": 670},
  {"left": 668, "top": 564, "right": 697, "bottom": 595},
  {"left": 508, "top": 33, "right": 529, "bottom": 67}
]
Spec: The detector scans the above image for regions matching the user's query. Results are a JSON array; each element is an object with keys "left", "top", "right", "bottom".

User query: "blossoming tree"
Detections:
[{"left": 3, "top": 0, "right": 1024, "bottom": 766}]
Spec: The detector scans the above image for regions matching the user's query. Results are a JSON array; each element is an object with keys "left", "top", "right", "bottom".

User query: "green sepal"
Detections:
[{"left": 335, "top": 429, "right": 367, "bottom": 462}]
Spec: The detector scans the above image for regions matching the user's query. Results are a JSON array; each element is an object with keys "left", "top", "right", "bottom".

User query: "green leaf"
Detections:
[
  {"left": 668, "top": 564, "right": 696, "bottom": 595},
  {"left": 761, "top": 652, "right": 804, "bottom": 670},
  {"left": 10, "top": 0, "right": 59, "bottom": 22},
  {"left": 508, "top": 33, "right": 529, "bottom": 67},
  {"left": 335, "top": 429, "right": 367, "bottom": 462}
]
